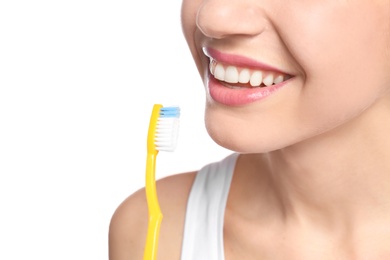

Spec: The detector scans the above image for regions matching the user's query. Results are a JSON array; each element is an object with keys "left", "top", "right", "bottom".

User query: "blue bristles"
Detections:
[{"left": 159, "top": 106, "right": 180, "bottom": 118}]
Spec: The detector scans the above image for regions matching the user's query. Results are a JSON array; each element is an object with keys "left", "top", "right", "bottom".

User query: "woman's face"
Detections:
[{"left": 181, "top": 0, "right": 390, "bottom": 153}]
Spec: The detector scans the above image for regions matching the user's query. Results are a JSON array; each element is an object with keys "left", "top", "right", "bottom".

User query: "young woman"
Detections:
[{"left": 109, "top": 0, "right": 390, "bottom": 259}]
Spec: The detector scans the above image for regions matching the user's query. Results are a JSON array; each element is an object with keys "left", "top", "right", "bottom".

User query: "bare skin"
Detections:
[
  {"left": 109, "top": 0, "right": 390, "bottom": 259},
  {"left": 109, "top": 172, "right": 196, "bottom": 260}
]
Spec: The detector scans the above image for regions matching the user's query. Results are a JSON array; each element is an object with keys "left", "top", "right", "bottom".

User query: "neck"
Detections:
[{"left": 247, "top": 98, "right": 390, "bottom": 230}]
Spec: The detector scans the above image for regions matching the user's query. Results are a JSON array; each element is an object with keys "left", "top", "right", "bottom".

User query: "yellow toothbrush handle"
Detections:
[
  {"left": 144, "top": 152, "right": 162, "bottom": 260},
  {"left": 144, "top": 104, "right": 163, "bottom": 260}
]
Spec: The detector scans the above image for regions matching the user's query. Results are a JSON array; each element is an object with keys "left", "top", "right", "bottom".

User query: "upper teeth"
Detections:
[{"left": 210, "top": 59, "right": 287, "bottom": 87}]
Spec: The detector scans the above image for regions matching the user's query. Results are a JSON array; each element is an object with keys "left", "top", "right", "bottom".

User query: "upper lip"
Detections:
[{"left": 202, "top": 47, "right": 292, "bottom": 76}]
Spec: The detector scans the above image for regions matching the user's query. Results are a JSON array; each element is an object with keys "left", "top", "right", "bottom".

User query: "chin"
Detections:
[
  {"left": 203, "top": 104, "right": 301, "bottom": 153},
  {"left": 205, "top": 123, "right": 294, "bottom": 154}
]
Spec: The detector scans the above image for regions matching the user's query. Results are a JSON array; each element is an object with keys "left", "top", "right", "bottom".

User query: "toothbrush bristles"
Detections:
[{"left": 155, "top": 106, "right": 180, "bottom": 152}]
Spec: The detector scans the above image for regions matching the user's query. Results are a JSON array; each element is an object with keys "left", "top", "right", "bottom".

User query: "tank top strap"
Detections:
[{"left": 180, "top": 153, "right": 239, "bottom": 260}]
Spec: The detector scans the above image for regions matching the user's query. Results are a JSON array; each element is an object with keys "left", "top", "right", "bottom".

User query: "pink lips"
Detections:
[
  {"left": 208, "top": 77, "right": 288, "bottom": 106},
  {"left": 204, "top": 48, "right": 291, "bottom": 106}
]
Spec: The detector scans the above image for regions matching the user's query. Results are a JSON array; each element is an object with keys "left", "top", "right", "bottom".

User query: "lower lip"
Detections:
[{"left": 207, "top": 76, "right": 289, "bottom": 106}]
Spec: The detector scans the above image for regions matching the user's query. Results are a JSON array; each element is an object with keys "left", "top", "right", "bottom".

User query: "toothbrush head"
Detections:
[{"left": 147, "top": 104, "right": 180, "bottom": 154}]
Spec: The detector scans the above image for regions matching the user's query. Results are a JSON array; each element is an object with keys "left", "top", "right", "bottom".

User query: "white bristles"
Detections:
[{"left": 155, "top": 108, "right": 180, "bottom": 152}]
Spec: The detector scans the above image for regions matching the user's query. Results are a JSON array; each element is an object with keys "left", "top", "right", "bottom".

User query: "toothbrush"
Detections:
[{"left": 144, "top": 104, "right": 180, "bottom": 260}]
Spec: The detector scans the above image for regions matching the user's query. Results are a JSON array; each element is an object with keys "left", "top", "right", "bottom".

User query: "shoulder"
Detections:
[{"left": 108, "top": 171, "right": 197, "bottom": 260}]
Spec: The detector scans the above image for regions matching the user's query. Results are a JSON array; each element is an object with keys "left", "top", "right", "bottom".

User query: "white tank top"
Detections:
[{"left": 180, "top": 153, "right": 239, "bottom": 260}]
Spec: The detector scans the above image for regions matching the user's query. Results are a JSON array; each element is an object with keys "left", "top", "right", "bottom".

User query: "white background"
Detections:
[{"left": 0, "top": 1, "right": 231, "bottom": 259}]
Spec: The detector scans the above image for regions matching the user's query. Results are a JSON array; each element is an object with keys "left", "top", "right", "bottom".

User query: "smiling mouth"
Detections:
[{"left": 209, "top": 58, "right": 292, "bottom": 88}]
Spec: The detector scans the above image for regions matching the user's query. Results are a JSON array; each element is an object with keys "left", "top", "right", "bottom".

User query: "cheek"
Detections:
[
  {"left": 180, "top": 0, "right": 196, "bottom": 43},
  {"left": 181, "top": 0, "right": 207, "bottom": 78},
  {"left": 283, "top": 2, "right": 390, "bottom": 110},
  {"left": 284, "top": 3, "right": 388, "bottom": 71}
]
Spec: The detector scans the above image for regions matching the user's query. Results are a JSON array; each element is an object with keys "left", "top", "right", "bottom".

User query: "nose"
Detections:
[{"left": 196, "top": 0, "right": 269, "bottom": 39}]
